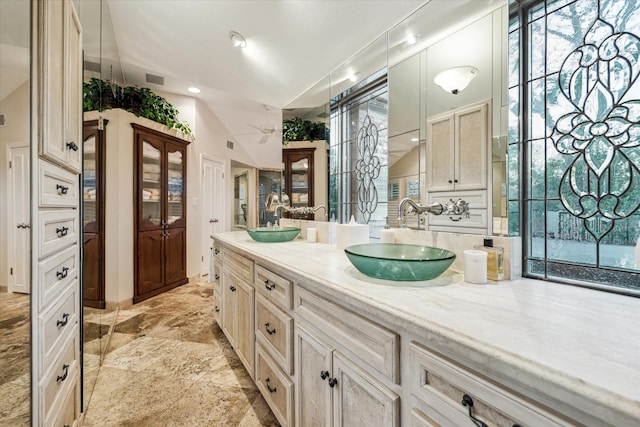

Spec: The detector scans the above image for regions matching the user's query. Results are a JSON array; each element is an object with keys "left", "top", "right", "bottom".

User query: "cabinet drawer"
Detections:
[
  {"left": 222, "top": 248, "right": 254, "bottom": 282},
  {"left": 409, "top": 342, "right": 569, "bottom": 427},
  {"left": 37, "top": 245, "right": 79, "bottom": 311},
  {"left": 47, "top": 373, "right": 79, "bottom": 427},
  {"left": 296, "top": 287, "right": 399, "bottom": 384},
  {"left": 410, "top": 409, "right": 439, "bottom": 427},
  {"left": 38, "top": 210, "right": 79, "bottom": 259},
  {"left": 213, "top": 290, "right": 222, "bottom": 327},
  {"left": 256, "top": 293, "right": 293, "bottom": 374},
  {"left": 428, "top": 207, "right": 487, "bottom": 229},
  {"left": 39, "top": 159, "right": 79, "bottom": 207},
  {"left": 256, "top": 344, "right": 293, "bottom": 427},
  {"left": 255, "top": 264, "right": 293, "bottom": 311},
  {"left": 40, "top": 284, "right": 79, "bottom": 376},
  {"left": 41, "top": 328, "right": 79, "bottom": 424}
]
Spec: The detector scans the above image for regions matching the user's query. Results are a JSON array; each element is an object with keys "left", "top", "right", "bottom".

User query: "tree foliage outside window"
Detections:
[{"left": 512, "top": 0, "right": 640, "bottom": 293}]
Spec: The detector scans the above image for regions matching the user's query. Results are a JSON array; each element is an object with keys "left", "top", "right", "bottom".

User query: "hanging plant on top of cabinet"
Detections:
[
  {"left": 282, "top": 117, "right": 328, "bottom": 144},
  {"left": 83, "top": 78, "right": 192, "bottom": 135}
]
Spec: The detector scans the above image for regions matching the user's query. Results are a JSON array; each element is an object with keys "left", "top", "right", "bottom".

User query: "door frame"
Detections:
[
  {"left": 200, "top": 154, "right": 226, "bottom": 277},
  {"left": 6, "top": 143, "right": 30, "bottom": 294}
]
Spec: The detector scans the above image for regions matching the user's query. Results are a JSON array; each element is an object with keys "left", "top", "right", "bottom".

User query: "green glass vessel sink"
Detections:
[
  {"left": 247, "top": 226, "right": 301, "bottom": 242},
  {"left": 344, "top": 243, "right": 456, "bottom": 281}
]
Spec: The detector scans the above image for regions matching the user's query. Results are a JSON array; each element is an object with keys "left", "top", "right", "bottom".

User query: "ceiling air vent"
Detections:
[
  {"left": 0, "top": 113, "right": 6, "bottom": 127},
  {"left": 145, "top": 73, "right": 165, "bottom": 85},
  {"left": 83, "top": 60, "right": 101, "bottom": 73},
  {"left": 226, "top": 140, "right": 234, "bottom": 150}
]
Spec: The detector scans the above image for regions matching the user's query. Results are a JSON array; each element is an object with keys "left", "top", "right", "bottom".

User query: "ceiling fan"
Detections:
[{"left": 234, "top": 105, "right": 282, "bottom": 144}]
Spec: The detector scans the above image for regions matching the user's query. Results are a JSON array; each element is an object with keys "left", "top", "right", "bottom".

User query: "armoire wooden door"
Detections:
[
  {"left": 283, "top": 148, "right": 315, "bottom": 219},
  {"left": 133, "top": 124, "right": 190, "bottom": 303},
  {"left": 82, "top": 119, "right": 107, "bottom": 308}
]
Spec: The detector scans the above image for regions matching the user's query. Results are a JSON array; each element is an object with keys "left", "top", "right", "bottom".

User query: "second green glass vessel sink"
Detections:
[
  {"left": 344, "top": 243, "right": 456, "bottom": 281},
  {"left": 247, "top": 226, "right": 301, "bottom": 242}
]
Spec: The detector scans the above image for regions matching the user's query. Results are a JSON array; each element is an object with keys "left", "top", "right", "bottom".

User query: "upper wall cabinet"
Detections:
[
  {"left": 41, "top": 0, "right": 82, "bottom": 173},
  {"left": 426, "top": 101, "right": 489, "bottom": 192}
]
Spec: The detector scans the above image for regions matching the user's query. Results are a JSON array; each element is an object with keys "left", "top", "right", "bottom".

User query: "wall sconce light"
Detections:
[
  {"left": 229, "top": 31, "right": 247, "bottom": 48},
  {"left": 433, "top": 66, "right": 478, "bottom": 94}
]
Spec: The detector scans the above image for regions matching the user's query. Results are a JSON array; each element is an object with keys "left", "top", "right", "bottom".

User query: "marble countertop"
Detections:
[{"left": 213, "top": 231, "right": 640, "bottom": 424}]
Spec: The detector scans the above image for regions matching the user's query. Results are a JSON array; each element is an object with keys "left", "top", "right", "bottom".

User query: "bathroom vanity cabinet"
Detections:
[
  {"left": 220, "top": 248, "right": 255, "bottom": 378},
  {"left": 32, "top": 0, "right": 83, "bottom": 425},
  {"left": 212, "top": 232, "right": 640, "bottom": 427}
]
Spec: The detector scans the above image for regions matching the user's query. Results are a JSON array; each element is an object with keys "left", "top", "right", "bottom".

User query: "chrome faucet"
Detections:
[
  {"left": 275, "top": 204, "right": 328, "bottom": 224},
  {"left": 398, "top": 197, "right": 470, "bottom": 227}
]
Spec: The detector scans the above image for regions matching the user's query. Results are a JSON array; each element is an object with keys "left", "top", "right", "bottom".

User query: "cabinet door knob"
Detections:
[
  {"left": 328, "top": 377, "right": 338, "bottom": 388},
  {"left": 214, "top": 306, "right": 220, "bottom": 313},
  {"left": 264, "top": 322, "right": 276, "bottom": 335},
  {"left": 264, "top": 279, "right": 276, "bottom": 291},
  {"left": 56, "top": 364, "right": 70, "bottom": 383},
  {"left": 56, "top": 312, "right": 70, "bottom": 327},
  {"left": 214, "top": 274, "right": 220, "bottom": 280},
  {"left": 448, "top": 180, "right": 453, "bottom": 184},
  {"left": 265, "top": 377, "right": 277, "bottom": 393},
  {"left": 56, "top": 184, "right": 69, "bottom": 195},
  {"left": 320, "top": 370, "right": 330, "bottom": 380},
  {"left": 66, "top": 141, "right": 79, "bottom": 151},
  {"left": 229, "top": 286, "right": 236, "bottom": 292},
  {"left": 214, "top": 248, "right": 220, "bottom": 255},
  {"left": 461, "top": 394, "right": 488, "bottom": 427}
]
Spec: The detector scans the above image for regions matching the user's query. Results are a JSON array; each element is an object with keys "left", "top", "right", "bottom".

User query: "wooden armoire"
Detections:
[{"left": 133, "top": 124, "right": 190, "bottom": 303}]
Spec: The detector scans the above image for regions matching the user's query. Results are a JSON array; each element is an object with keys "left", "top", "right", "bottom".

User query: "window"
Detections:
[
  {"left": 511, "top": 0, "right": 640, "bottom": 294},
  {"left": 329, "top": 72, "right": 389, "bottom": 234}
]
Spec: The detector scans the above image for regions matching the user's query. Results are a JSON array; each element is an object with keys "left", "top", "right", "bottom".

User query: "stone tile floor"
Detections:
[
  {"left": 82, "top": 280, "right": 280, "bottom": 426},
  {"left": 0, "top": 290, "right": 30, "bottom": 426}
]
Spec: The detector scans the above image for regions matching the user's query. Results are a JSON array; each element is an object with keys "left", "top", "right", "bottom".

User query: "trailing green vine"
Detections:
[
  {"left": 282, "top": 117, "right": 328, "bottom": 144},
  {"left": 83, "top": 78, "right": 192, "bottom": 135}
]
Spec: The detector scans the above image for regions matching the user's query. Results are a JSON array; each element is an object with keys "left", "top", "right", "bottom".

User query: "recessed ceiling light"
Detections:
[
  {"left": 406, "top": 33, "right": 419, "bottom": 45},
  {"left": 411, "top": 137, "right": 419, "bottom": 142},
  {"left": 229, "top": 31, "right": 247, "bottom": 48},
  {"left": 188, "top": 87, "right": 201, "bottom": 94}
]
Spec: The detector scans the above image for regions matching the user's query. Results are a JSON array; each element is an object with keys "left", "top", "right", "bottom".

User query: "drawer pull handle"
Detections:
[
  {"left": 328, "top": 377, "right": 338, "bottom": 388},
  {"left": 320, "top": 370, "right": 330, "bottom": 380},
  {"left": 214, "top": 248, "right": 220, "bottom": 255},
  {"left": 265, "top": 377, "right": 277, "bottom": 393},
  {"left": 215, "top": 306, "right": 220, "bottom": 313},
  {"left": 229, "top": 286, "right": 236, "bottom": 292},
  {"left": 462, "top": 394, "right": 488, "bottom": 427},
  {"left": 56, "top": 226, "right": 69, "bottom": 237},
  {"left": 56, "top": 184, "right": 69, "bottom": 195},
  {"left": 57, "top": 364, "right": 69, "bottom": 383},
  {"left": 56, "top": 266, "right": 69, "bottom": 280},
  {"left": 449, "top": 216, "right": 462, "bottom": 222},
  {"left": 56, "top": 312, "right": 70, "bottom": 327},
  {"left": 264, "top": 280, "right": 276, "bottom": 291},
  {"left": 66, "top": 141, "right": 79, "bottom": 151},
  {"left": 214, "top": 274, "right": 220, "bottom": 280},
  {"left": 264, "top": 322, "right": 276, "bottom": 335}
]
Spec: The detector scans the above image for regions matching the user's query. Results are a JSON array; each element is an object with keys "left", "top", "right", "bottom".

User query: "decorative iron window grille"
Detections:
[{"left": 512, "top": 0, "right": 640, "bottom": 294}]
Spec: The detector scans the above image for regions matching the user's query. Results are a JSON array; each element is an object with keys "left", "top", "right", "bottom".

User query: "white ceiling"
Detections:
[
  {"left": 102, "top": 0, "right": 427, "bottom": 108},
  {"left": 3, "top": 0, "right": 504, "bottom": 157}
]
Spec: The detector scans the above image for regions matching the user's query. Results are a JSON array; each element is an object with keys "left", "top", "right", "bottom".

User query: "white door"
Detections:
[
  {"left": 8, "top": 146, "right": 30, "bottom": 294},
  {"left": 201, "top": 156, "right": 225, "bottom": 276}
]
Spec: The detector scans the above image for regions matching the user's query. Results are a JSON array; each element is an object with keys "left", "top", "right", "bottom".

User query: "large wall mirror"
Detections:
[
  {"left": 76, "top": 0, "right": 124, "bottom": 412},
  {"left": 285, "top": 0, "right": 508, "bottom": 235},
  {"left": 0, "top": 1, "right": 31, "bottom": 424}
]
